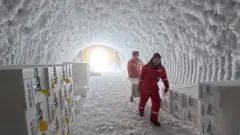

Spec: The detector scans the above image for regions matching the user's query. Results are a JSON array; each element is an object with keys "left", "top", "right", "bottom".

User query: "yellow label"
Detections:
[
  {"left": 56, "top": 132, "right": 59, "bottom": 135},
  {"left": 64, "top": 78, "right": 70, "bottom": 83},
  {"left": 66, "top": 98, "right": 70, "bottom": 102},
  {"left": 52, "top": 82, "right": 57, "bottom": 86},
  {"left": 40, "top": 89, "right": 50, "bottom": 96},
  {"left": 64, "top": 117, "right": 71, "bottom": 124},
  {"left": 54, "top": 108, "right": 56, "bottom": 113},
  {"left": 40, "top": 121, "right": 48, "bottom": 131}
]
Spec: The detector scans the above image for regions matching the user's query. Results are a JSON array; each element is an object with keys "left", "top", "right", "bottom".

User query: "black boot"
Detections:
[
  {"left": 130, "top": 97, "right": 133, "bottom": 102},
  {"left": 139, "top": 112, "right": 144, "bottom": 117},
  {"left": 151, "top": 120, "right": 161, "bottom": 127}
]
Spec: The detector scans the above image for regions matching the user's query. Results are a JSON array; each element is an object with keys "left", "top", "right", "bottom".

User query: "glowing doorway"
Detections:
[{"left": 90, "top": 49, "right": 110, "bottom": 72}]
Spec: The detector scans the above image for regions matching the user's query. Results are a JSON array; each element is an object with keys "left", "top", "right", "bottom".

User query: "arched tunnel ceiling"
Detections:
[{"left": 0, "top": 0, "right": 240, "bottom": 84}]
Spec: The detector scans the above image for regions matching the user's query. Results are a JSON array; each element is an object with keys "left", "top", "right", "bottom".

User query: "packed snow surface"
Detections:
[
  {"left": 0, "top": 0, "right": 240, "bottom": 84},
  {"left": 72, "top": 73, "right": 197, "bottom": 135}
]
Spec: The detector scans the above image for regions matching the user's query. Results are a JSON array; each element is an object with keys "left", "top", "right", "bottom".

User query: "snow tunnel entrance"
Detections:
[
  {"left": 80, "top": 45, "right": 122, "bottom": 73},
  {"left": 90, "top": 49, "right": 110, "bottom": 72}
]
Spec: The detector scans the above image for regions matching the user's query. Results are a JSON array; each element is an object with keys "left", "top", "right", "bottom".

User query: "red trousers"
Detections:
[{"left": 139, "top": 90, "right": 161, "bottom": 120}]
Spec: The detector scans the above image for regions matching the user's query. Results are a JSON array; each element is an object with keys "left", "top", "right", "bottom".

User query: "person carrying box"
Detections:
[{"left": 127, "top": 51, "right": 144, "bottom": 101}]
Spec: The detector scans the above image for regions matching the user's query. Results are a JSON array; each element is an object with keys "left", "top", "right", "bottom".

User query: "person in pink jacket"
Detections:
[{"left": 127, "top": 51, "right": 144, "bottom": 101}]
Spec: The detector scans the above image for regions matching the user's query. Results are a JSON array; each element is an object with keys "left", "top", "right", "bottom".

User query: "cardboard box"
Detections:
[
  {"left": 199, "top": 80, "right": 240, "bottom": 135},
  {"left": 127, "top": 78, "right": 140, "bottom": 98}
]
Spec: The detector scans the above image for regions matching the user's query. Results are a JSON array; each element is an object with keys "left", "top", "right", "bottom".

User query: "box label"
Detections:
[
  {"left": 24, "top": 80, "right": 35, "bottom": 109},
  {"left": 40, "top": 121, "right": 48, "bottom": 131},
  {"left": 29, "top": 118, "right": 36, "bottom": 135}
]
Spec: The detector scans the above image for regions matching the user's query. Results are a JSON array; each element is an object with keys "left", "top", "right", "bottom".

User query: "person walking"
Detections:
[
  {"left": 138, "top": 53, "right": 169, "bottom": 127},
  {"left": 127, "top": 51, "right": 144, "bottom": 102}
]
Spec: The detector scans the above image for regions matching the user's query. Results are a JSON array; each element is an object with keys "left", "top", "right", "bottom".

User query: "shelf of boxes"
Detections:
[
  {"left": 170, "top": 90, "right": 184, "bottom": 119},
  {"left": 198, "top": 80, "right": 240, "bottom": 135},
  {"left": 0, "top": 64, "right": 70, "bottom": 135},
  {"left": 63, "top": 62, "right": 89, "bottom": 116},
  {"left": 160, "top": 90, "right": 172, "bottom": 113},
  {"left": 62, "top": 104, "right": 73, "bottom": 135},
  {"left": 63, "top": 62, "right": 89, "bottom": 98},
  {"left": 32, "top": 64, "right": 65, "bottom": 135},
  {"left": 60, "top": 63, "right": 74, "bottom": 135},
  {"left": 170, "top": 81, "right": 240, "bottom": 135},
  {"left": 0, "top": 66, "right": 48, "bottom": 135},
  {"left": 158, "top": 82, "right": 172, "bottom": 113},
  {"left": 170, "top": 84, "right": 201, "bottom": 133}
]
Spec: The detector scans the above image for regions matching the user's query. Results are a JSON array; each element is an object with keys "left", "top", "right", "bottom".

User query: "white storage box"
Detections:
[
  {"left": 73, "top": 87, "right": 88, "bottom": 97},
  {"left": 171, "top": 84, "right": 201, "bottom": 133},
  {"left": 65, "top": 64, "right": 73, "bottom": 78},
  {"left": 71, "top": 62, "right": 89, "bottom": 87},
  {"left": 61, "top": 84, "right": 73, "bottom": 110},
  {"left": 48, "top": 91, "right": 62, "bottom": 123},
  {"left": 27, "top": 116, "right": 38, "bottom": 135},
  {"left": 73, "top": 96, "right": 86, "bottom": 112},
  {"left": 1, "top": 64, "right": 66, "bottom": 97},
  {"left": 35, "top": 100, "right": 51, "bottom": 134},
  {"left": 63, "top": 103, "right": 73, "bottom": 119},
  {"left": 0, "top": 113, "right": 50, "bottom": 135},
  {"left": 0, "top": 116, "right": 37, "bottom": 135},
  {"left": 159, "top": 82, "right": 172, "bottom": 113},
  {"left": 63, "top": 123, "right": 72, "bottom": 135},
  {"left": 0, "top": 65, "right": 67, "bottom": 135},
  {"left": 0, "top": 68, "right": 37, "bottom": 120},
  {"left": 199, "top": 80, "right": 240, "bottom": 135},
  {"left": 62, "top": 110, "right": 73, "bottom": 135},
  {"left": 61, "top": 64, "right": 68, "bottom": 81},
  {"left": 31, "top": 66, "right": 62, "bottom": 102},
  {"left": 49, "top": 112, "right": 63, "bottom": 135},
  {"left": 171, "top": 100, "right": 182, "bottom": 119},
  {"left": 62, "top": 83, "right": 71, "bottom": 98},
  {"left": 64, "top": 62, "right": 89, "bottom": 97},
  {"left": 182, "top": 95, "right": 200, "bottom": 114},
  {"left": 200, "top": 118, "right": 217, "bottom": 135},
  {"left": 47, "top": 66, "right": 63, "bottom": 96},
  {"left": 127, "top": 78, "right": 140, "bottom": 98},
  {"left": 182, "top": 108, "right": 198, "bottom": 130},
  {"left": 160, "top": 90, "right": 172, "bottom": 113},
  {"left": 170, "top": 90, "right": 184, "bottom": 119}
]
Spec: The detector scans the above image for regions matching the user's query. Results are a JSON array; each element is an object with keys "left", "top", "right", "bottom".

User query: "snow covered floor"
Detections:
[{"left": 72, "top": 73, "right": 197, "bottom": 135}]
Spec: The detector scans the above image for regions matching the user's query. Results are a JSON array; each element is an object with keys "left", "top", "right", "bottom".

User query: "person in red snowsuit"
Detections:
[
  {"left": 127, "top": 51, "right": 144, "bottom": 101},
  {"left": 127, "top": 51, "right": 143, "bottom": 78},
  {"left": 138, "top": 53, "right": 169, "bottom": 127}
]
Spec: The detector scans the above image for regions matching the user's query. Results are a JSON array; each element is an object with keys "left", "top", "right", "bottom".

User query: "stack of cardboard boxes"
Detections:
[
  {"left": 161, "top": 81, "right": 240, "bottom": 135},
  {"left": 63, "top": 62, "right": 89, "bottom": 114},
  {"left": 0, "top": 63, "right": 76, "bottom": 135},
  {"left": 63, "top": 62, "right": 89, "bottom": 98}
]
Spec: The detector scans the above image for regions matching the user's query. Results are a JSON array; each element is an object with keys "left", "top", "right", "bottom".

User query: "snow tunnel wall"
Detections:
[{"left": 0, "top": 0, "right": 240, "bottom": 84}]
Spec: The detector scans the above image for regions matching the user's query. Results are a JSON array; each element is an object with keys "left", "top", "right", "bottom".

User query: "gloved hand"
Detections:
[{"left": 164, "top": 88, "right": 169, "bottom": 93}]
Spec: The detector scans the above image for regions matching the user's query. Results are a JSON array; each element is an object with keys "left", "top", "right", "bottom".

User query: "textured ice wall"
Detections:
[{"left": 0, "top": 0, "right": 240, "bottom": 84}]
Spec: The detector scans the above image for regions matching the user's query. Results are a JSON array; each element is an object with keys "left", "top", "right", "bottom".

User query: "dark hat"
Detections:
[
  {"left": 152, "top": 53, "right": 162, "bottom": 59},
  {"left": 132, "top": 51, "right": 139, "bottom": 56}
]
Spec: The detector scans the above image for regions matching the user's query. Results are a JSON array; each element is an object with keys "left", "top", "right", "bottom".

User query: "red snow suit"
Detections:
[
  {"left": 139, "top": 64, "right": 169, "bottom": 120},
  {"left": 127, "top": 58, "right": 143, "bottom": 78}
]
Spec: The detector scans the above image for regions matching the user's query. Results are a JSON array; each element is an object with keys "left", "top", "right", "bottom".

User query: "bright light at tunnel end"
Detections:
[{"left": 90, "top": 49, "right": 113, "bottom": 72}]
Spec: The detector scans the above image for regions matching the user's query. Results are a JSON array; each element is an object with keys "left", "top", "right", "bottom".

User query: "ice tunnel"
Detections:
[
  {"left": 1, "top": 0, "right": 240, "bottom": 84},
  {"left": 1, "top": 0, "right": 240, "bottom": 135}
]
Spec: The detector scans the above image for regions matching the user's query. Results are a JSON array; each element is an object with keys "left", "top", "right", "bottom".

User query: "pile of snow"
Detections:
[{"left": 0, "top": 0, "right": 240, "bottom": 83}]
